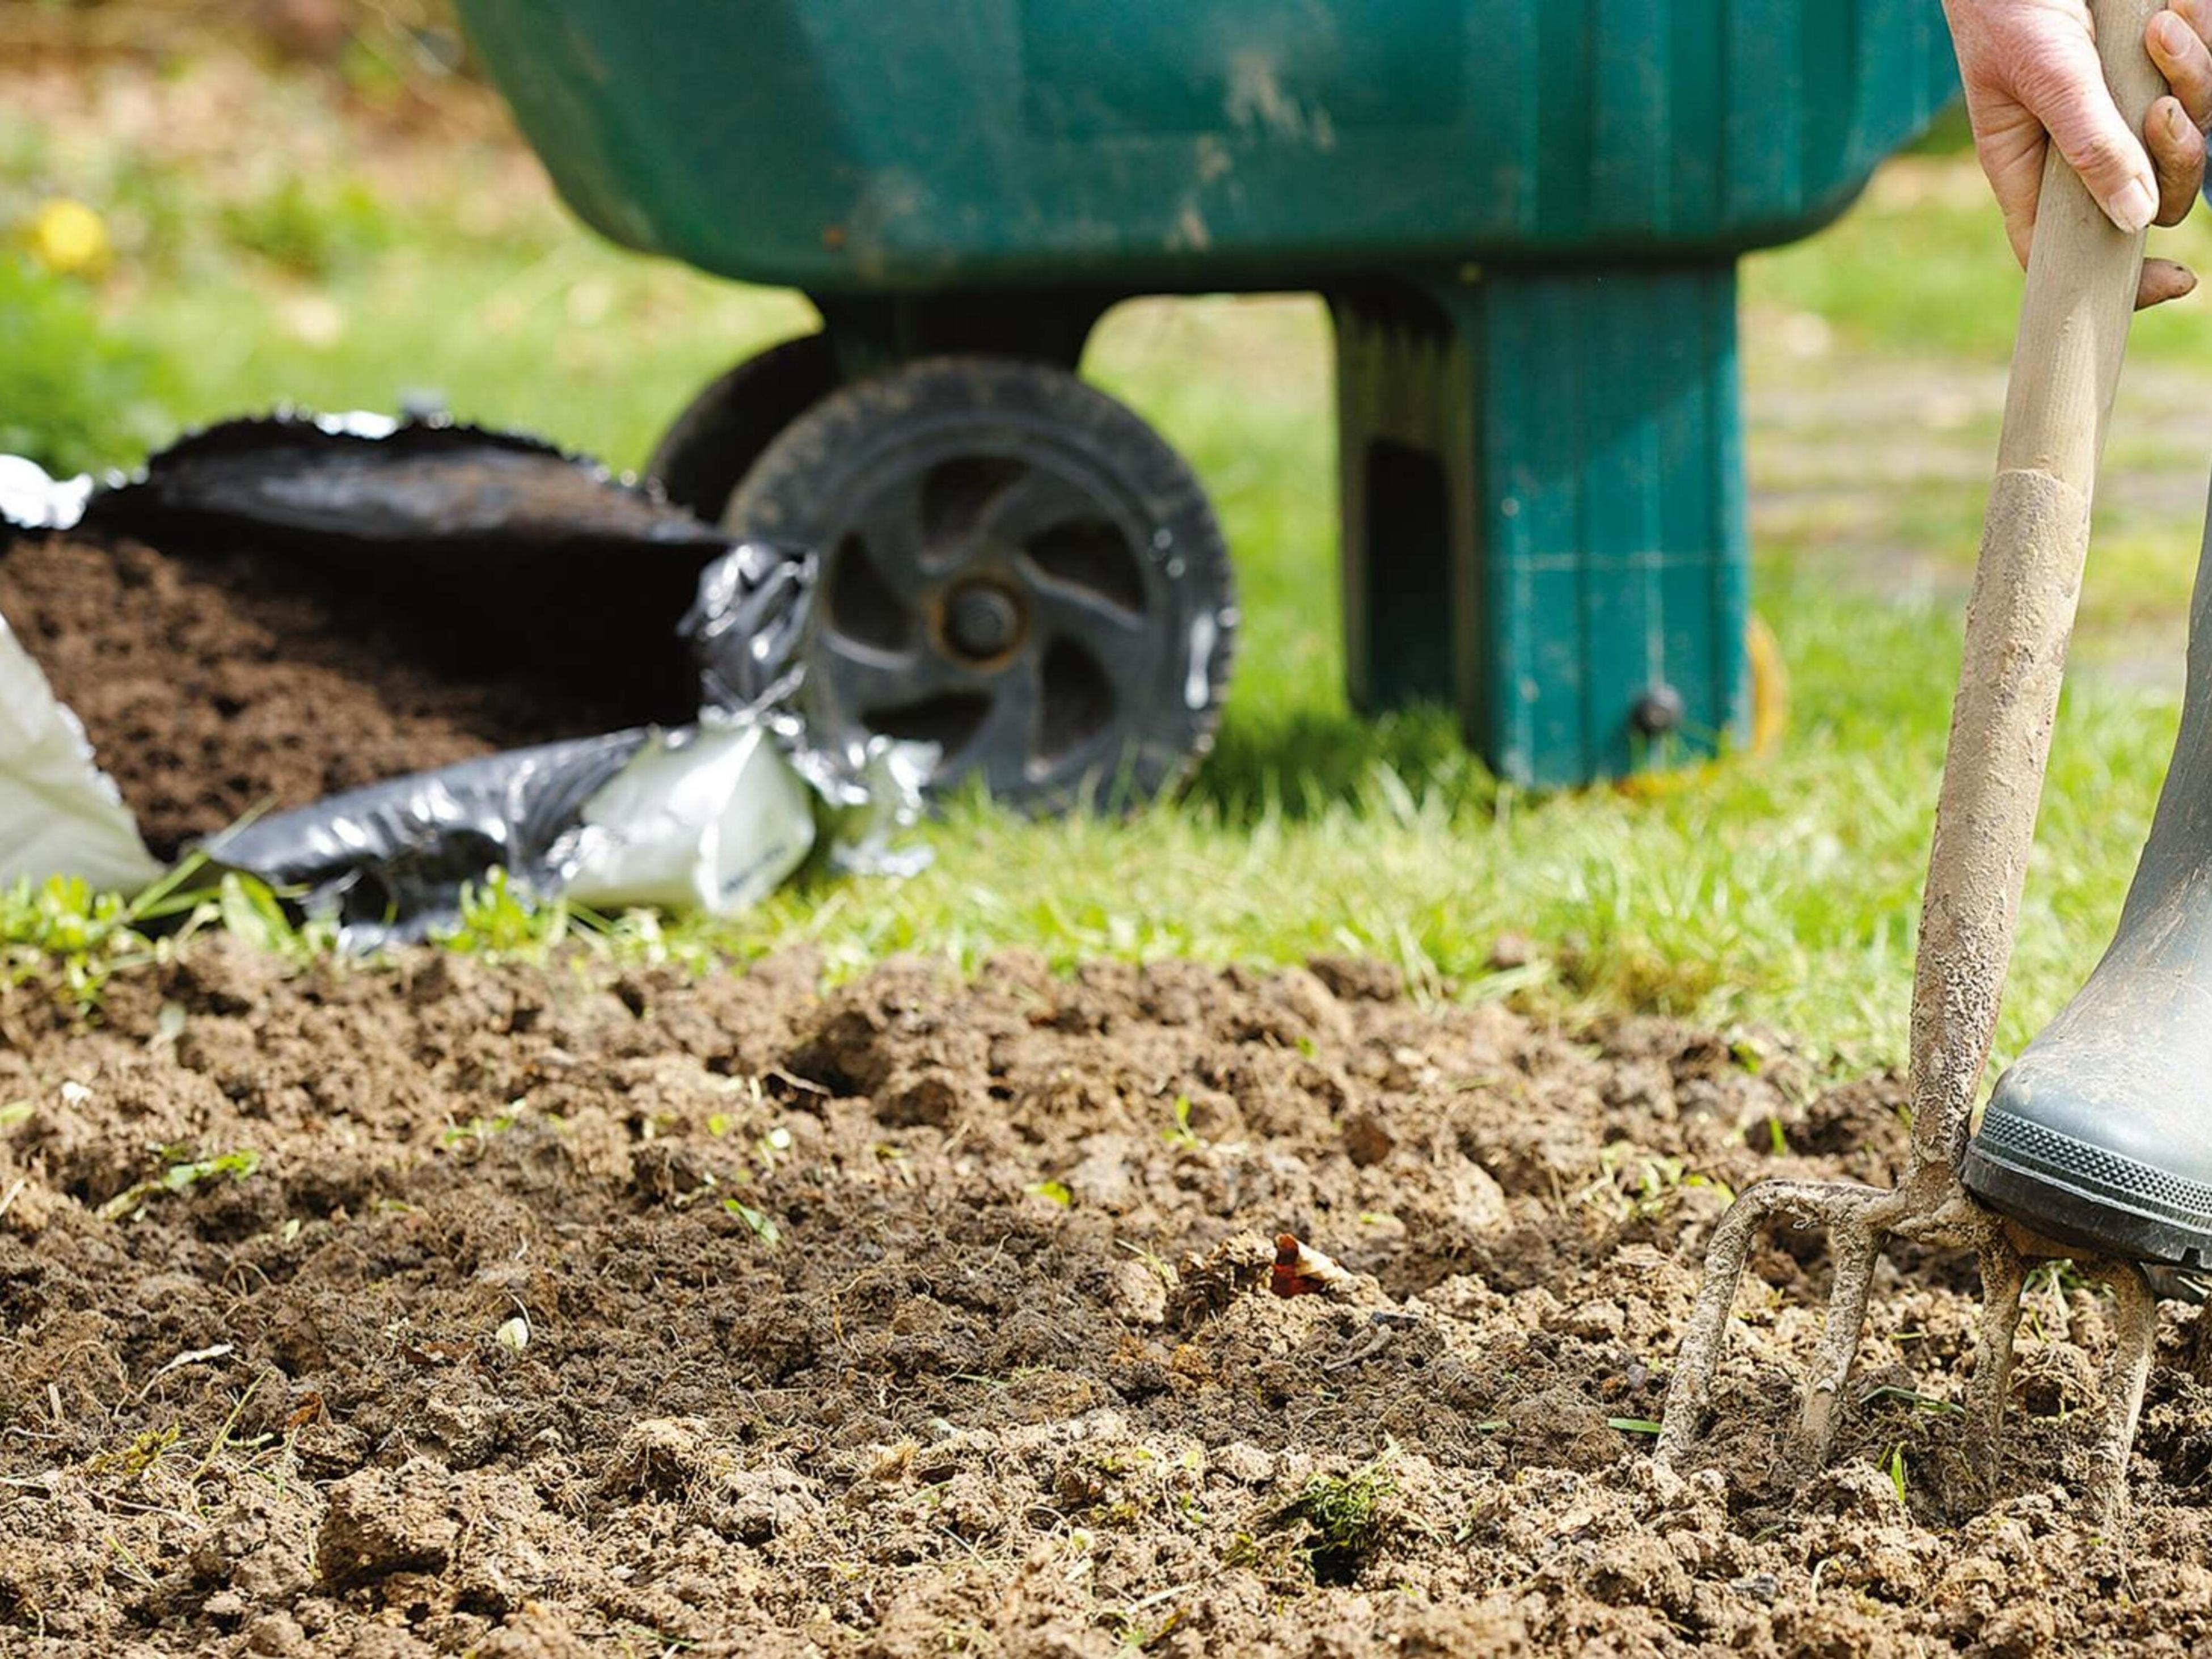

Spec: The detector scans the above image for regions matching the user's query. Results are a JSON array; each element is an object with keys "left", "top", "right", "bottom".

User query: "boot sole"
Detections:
[{"left": 1964, "top": 1111, "right": 2212, "bottom": 1267}]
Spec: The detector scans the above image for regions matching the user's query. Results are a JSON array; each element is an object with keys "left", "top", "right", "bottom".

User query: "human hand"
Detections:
[{"left": 1944, "top": 0, "right": 2212, "bottom": 306}]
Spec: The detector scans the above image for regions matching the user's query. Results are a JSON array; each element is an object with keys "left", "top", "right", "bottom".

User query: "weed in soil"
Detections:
[{"left": 1276, "top": 1446, "right": 1402, "bottom": 1586}]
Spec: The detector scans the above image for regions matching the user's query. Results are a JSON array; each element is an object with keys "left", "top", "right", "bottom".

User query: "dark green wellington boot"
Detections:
[{"left": 1965, "top": 516, "right": 2212, "bottom": 1265}]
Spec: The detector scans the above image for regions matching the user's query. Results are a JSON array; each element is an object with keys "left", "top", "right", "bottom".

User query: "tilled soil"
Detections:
[{"left": 3, "top": 945, "right": 2211, "bottom": 1656}]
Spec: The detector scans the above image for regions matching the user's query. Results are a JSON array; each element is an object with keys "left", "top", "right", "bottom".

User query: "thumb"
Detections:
[{"left": 2018, "top": 34, "right": 2159, "bottom": 231}]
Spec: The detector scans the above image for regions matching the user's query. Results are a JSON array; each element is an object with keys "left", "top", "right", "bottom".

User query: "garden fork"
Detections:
[{"left": 1657, "top": 0, "right": 2163, "bottom": 1523}]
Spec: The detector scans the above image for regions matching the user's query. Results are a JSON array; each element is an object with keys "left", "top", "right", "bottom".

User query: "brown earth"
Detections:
[
  {"left": 4, "top": 944, "right": 2212, "bottom": 1656},
  {"left": 0, "top": 535, "right": 692, "bottom": 858}
]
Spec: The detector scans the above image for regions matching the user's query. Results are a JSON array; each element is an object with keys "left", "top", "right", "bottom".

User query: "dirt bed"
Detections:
[
  {"left": 0, "top": 534, "right": 696, "bottom": 858},
  {"left": 3, "top": 945, "right": 2211, "bottom": 1656}
]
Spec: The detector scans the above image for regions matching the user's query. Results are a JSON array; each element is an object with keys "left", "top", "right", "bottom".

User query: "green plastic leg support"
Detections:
[{"left": 1334, "top": 264, "right": 1751, "bottom": 788}]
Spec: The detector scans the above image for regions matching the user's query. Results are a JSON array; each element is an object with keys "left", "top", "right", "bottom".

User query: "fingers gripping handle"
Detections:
[
  {"left": 1906, "top": 0, "right": 2160, "bottom": 1169},
  {"left": 1999, "top": 0, "right": 2164, "bottom": 486}
]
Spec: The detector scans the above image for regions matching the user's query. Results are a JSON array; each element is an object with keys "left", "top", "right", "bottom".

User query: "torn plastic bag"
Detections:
[
  {"left": 0, "top": 454, "right": 95, "bottom": 537},
  {"left": 808, "top": 737, "right": 937, "bottom": 880},
  {"left": 5, "top": 411, "right": 720, "bottom": 549},
  {"left": 81, "top": 411, "right": 736, "bottom": 556},
  {"left": 683, "top": 539, "right": 813, "bottom": 719},
  {"left": 561, "top": 716, "right": 817, "bottom": 915},
  {"left": 202, "top": 732, "right": 649, "bottom": 943},
  {"left": 682, "top": 541, "right": 937, "bottom": 877},
  {"left": 203, "top": 720, "right": 818, "bottom": 948},
  {"left": 1, "top": 411, "right": 929, "bottom": 939},
  {"left": 0, "top": 608, "right": 163, "bottom": 893}
]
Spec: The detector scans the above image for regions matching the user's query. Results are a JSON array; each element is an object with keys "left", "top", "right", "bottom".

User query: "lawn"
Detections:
[{"left": 4, "top": 37, "right": 2210, "bottom": 1072}]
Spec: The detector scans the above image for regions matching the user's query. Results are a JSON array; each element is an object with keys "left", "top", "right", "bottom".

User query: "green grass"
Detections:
[
  {"left": 680, "top": 595, "right": 2164, "bottom": 1070},
  {"left": 1, "top": 57, "right": 2201, "bottom": 1071},
  {"left": 0, "top": 251, "right": 171, "bottom": 473}
]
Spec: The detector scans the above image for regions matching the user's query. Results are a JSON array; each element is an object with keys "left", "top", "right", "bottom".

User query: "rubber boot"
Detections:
[{"left": 1964, "top": 495, "right": 2212, "bottom": 1266}]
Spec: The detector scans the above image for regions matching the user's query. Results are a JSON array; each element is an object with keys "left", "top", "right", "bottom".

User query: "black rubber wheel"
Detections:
[
  {"left": 646, "top": 333, "right": 840, "bottom": 521},
  {"left": 726, "top": 355, "right": 1235, "bottom": 813}
]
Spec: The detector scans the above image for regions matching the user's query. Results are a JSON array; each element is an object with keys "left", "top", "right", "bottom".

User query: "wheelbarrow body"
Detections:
[{"left": 457, "top": 0, "right": 1958, "bottom": 790}]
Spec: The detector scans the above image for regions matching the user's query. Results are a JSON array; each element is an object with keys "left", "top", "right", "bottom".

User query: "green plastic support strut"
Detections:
[{"left": 1335, "top": 263, "right": 1750, "bottom": 788}]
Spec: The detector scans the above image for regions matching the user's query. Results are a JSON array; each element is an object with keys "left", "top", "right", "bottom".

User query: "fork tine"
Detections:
[
  {"left": 1657, "top": 1184, "right": 1780, "bottom": 1465},
  {"left": 1964, "top": 1231, "right": 2026, "bottom": 1490},
  {"left": 1790, "top": 1218, "right": 1881, "bottom": 1473},
  {"left": 2085, "top": 1259, "right": 2156, "bottom": 1534}
]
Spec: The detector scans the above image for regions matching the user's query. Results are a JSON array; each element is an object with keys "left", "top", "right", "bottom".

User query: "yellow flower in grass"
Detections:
[{"left": 25, "top": 199, "right": 112, "bottom": 278}]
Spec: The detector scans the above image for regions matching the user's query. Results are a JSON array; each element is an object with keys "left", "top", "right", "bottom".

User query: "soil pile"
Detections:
[
  {"left": 0, "top": 534, "right": 701, "bottom": 857},
  {"left": 2, "top": 947, "right": 2210, "bottom": 1655}
]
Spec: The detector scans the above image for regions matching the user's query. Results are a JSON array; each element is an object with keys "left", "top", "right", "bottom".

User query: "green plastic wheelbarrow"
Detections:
[{"left": 454, "top": 0, "right": 1958, "bottom": 808}]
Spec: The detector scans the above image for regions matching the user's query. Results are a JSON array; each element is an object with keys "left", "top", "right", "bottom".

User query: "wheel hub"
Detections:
[{"left": 939, "top": 576, "right": 1027, "bottom": 664}]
